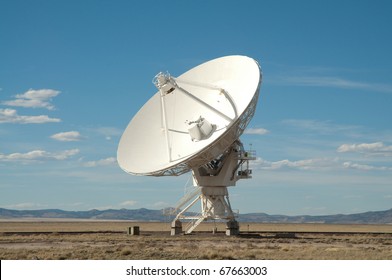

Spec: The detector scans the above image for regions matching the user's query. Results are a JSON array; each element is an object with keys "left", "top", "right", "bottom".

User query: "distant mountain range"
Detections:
[
  {"left": 239, "top": 208, "right": 392, "bottom": 224},
  {"left": 1, "top": 207, "right": 392, "bottom": 224}
]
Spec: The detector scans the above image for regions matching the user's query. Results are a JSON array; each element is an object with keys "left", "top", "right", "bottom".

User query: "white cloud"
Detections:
[
  {"left": 51, "top": 131, "right": 82, "bottom": 142},
  {"left": 282, "top": 119, "right": 361, "bottom": 136},
  {"left": 244, "top": 127, "right": 269, "bottom": 135},
  {"left": 0, "top": 149, "right": 79, "bottom": 162},
  {"left": 2, "top": 202, "right": 48, "bottom": 210},
  {"left": 83, "top": 157, "right": 117, "bottom": 167},
  {"left": 277, "top": 76, "right": 392, "bottom": 93},
  {"left": 253, "top": 154, "right": 392, "bottom": 172},
  {"left": 342, "top": 161, "right": 392, "bottom": 171},
  {"left": 92, "top": 205, "right": 115, "bottom": 211},
  {"left": 337, "top": 142, "right": 392, "bottom": 156},
  {"left": 92, "top": 126, "right": 123, "bottom": 140},
  {"left": 151, "top": 201, "right": 170, "bottom": 209},
  {"left": 0, "top": 108, "right": 61, "bottom": 124},
  {"left": 119, "top": 200, "right": 138, "bottom": 207},
  {"left": 2, "top": 89, "right": 60, "bottom": 110},
  {"left": 253, "top": 157, "right": 338, "bottom": 171}
]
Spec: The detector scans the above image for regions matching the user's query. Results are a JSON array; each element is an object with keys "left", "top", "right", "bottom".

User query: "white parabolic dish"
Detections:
[{"left": 117, "top": 55, "right": 262, "bottom": 176}]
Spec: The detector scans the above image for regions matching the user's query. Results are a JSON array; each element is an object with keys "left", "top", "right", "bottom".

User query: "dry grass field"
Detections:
[{"left": 1, "top": 220, "right": 391, "bottom": 260}]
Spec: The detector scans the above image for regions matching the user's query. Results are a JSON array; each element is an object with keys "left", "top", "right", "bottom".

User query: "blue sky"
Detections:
[{"left": 1, "top": 0, "right": 391, "bottom": 215}]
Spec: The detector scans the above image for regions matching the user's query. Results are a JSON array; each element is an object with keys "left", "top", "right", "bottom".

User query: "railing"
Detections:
[
  {"left": 240, "top": 149, "right": 256, "bottom": 159},
  {"left": 165, "top": 187, "right": 201, "bottom": 216},
  {"left": 184, "top": 214, "right": 205, "bottom": 234}
]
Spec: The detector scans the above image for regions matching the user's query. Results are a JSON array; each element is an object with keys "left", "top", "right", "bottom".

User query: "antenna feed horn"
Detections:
[{"left": 153, "top": 72, "right": 177, "bottom": 95}]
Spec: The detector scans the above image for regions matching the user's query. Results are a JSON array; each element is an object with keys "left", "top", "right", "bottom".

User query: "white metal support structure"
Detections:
[{"left": 171, "top": 140, "right": 256, "bottom": 235}]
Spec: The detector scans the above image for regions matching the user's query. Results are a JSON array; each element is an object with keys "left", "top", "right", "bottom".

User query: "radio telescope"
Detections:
[{"left": 117, "top": 55, "right": 262, "bottom": 235}]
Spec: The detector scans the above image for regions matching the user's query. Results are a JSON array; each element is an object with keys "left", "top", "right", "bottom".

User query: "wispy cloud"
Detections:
[
  {"left": 150, "top": 201, "right": 170, "bottom": 209},
  {"left": 0, "top": 149, "right": 79, "bottom": 162},
  {"left": 0, "top": 108, "right": 61, "bottom": 124},
  {"left": 342, "top": 161, "right": 392, "bottom": 171},
  {"left": 253, "top": 153, "right": 392, "bottom": 172},
  {"left": 337, "top": 142, "right": 392, "bottom": 156},
  {"left": 282, "top": 119, "right": 362, "bottom": 137},
  {"left": 2, "top": 89, "right": 60, "bottom": 110},
  {"left": 83, "top": 157, "right": 117, "bottom": 167},
  {"left": 244, "top": 127, "right": 269, "bottom": 135},
  {"left": 92, "top": 126, "right": 123, "bottom": 141},
  {"left": 276, "top": 76, "right": 392, "bottom": 93},
  {"left": 253, "top": 157, "right": 339, "bottom": 171},
  {"left": 1, "top": 202, "right": 48, "bottom": 210},
  {"left": 51, "top": 131, "right": 82, "bottom": 142},
  {"left": 119, "top": 200, "right": 138, "bottom": 207}
]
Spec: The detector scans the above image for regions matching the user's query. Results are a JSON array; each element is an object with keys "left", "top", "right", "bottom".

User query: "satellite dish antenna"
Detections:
[{"left": 118, "top": 55, "right": 262, "bottom": 235}]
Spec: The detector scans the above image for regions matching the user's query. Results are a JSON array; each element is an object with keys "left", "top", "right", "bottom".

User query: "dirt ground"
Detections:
[{"left": 1, "top": 221, "right": 391, "bottom": 260}]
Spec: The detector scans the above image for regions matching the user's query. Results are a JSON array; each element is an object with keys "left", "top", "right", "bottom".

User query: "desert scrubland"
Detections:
[{"left": 0, "top": 220, "right": 391, "bottom": 260}]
